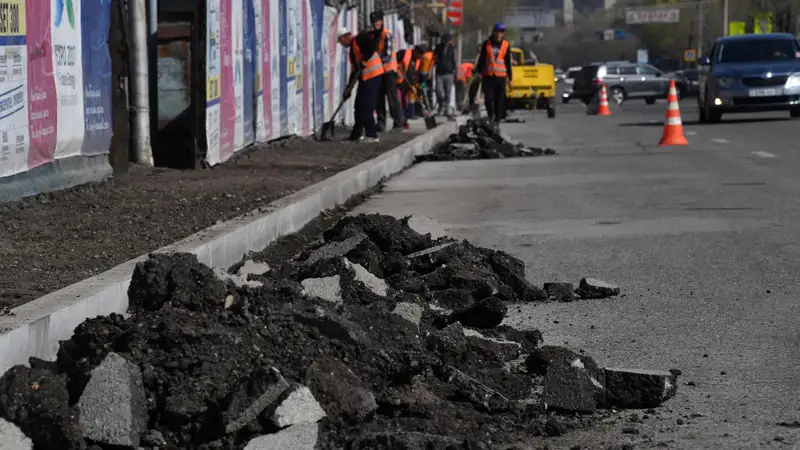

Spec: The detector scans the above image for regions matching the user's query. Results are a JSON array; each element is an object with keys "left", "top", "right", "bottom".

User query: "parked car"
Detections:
[
  {"left": 561, "top": 66, "right": 582, "bottom": 103},
  {"left": 698, "top": 33, "right": 800, "bottom": 122},
  {"left": 572, "top": 61, "right": 673, "bottom": 105}
]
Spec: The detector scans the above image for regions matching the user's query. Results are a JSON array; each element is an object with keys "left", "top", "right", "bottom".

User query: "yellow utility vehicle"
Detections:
[{"left": 506, "top": 48, "right": 556, "bottom": 118}]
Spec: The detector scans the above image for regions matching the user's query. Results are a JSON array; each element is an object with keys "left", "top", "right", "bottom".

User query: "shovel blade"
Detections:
[
  {"left": 424, "top": 116, "right": 438, "bottom": 129},
  {"left": 319, "top": 121, "right": 335, "bottom": 141}
]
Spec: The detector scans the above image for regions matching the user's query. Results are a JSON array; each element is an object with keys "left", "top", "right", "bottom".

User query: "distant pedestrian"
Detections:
[
  {"left": 434, "top": 33, "right": 456, "bottom": 116},
  {"left": 455, "top": 60, "right": 474, "bottom": 112},
  {"left": 338, "top": 27, "right": 383, "bottom": 142},
  {"left": 475, "top": 23, "right": 512, "bottom": 127}
]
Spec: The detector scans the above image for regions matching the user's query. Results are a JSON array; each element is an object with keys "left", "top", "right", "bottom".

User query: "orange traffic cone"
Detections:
[
  {"left": 659, "top": 80, "right": 688, "bottom": 146},
  {"left": 597, "top": 85, "right": 611, "bottom": 116}
]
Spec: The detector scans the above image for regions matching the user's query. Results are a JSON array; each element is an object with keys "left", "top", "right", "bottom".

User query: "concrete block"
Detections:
[
  {"left": 526, "top": 345, "right": 598, "bottom": 376},
  {"left": 237, "top": 260, "right": 271, "bottom": 278},
  {"left": 544, "top": 282, "right": 575, "bottom": 302},
  {"left": 271, "top": 385, "right": 326, "bottom": 428},
  {"left": 347, "top": 260, "right": 388, "bottom": 296},
  {"left": 577, "top": 277, "right": 620, "bottom": 299},
  {"left": 0, "top": 418, "right": 32, "bottom": 450},
  {"left": 543, "top": 364, "right": 604, "bottom": 413},
  {"left": 406, "top": 215, "right": 447, "bottom": 239},
  {"left": 306, "top": 358, "right": 377, "bottom": 421},
  {"left": 390, "top": 302, "right": 424, "bottom": 328},
  {"left": 300, "top": 275, "right": 342, "bottom": 305},
  {"left": 603, "top": 367, "right": 679, "bottom": 409},
  {"left": 222, "top": 366, "right": 289, "bottom": 434},
  {"left": 243, "top": 423, "right": 319, "bottom": 450},
  {"left": 78, "top": 352, "right": 147, "bottom": 447},
  {"left": 464, "top": 329, "right": 523, "bottom": 362},
  {"left": 304, "top": 233, "right": 369, "bottom": 267}
]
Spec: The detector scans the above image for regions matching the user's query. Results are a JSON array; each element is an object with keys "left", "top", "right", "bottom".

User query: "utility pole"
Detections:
[{"left": 722, "top": 0, "right": 728, "bottom": 36}]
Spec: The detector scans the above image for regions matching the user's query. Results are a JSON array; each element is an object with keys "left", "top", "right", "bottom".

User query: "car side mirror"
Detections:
[{"left": 698, "top": 56, "right": 711, "bottom": 66}]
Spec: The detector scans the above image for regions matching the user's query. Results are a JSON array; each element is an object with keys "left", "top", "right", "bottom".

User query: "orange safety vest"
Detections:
[
  {"left": 352, "top": 38, "right": 385, "bottom": 81},
  {"left": 419, "top": 51, "right": 434, "bottom": 75},
  {"left": 396, "top": 51, "right": 413, "bottom": 85},
  {"left": 456, "top": 62, "right": 474, "bottom": 82},
  {"left": 415, "top": 59, "right": 421, "bottom": 71},
  {"left": 377, "top": 29, "right": 398, "bottom": 72},
  {"left": 482, "top": 40, "right": 509, "bottom": 77}
]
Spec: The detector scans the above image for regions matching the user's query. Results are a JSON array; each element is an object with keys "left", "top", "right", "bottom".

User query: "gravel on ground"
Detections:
[{"left": 0, "top": 132, "right": 419, "bottom": 309}]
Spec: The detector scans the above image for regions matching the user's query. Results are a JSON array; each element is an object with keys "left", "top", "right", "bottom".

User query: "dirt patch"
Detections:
[{"left": 0, "top": 131, "right": 419, "bottom": 309}]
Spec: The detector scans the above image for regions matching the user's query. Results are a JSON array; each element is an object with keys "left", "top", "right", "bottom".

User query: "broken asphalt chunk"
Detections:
[
  {"left": 0, "top": 418, "right": 32, "bottom": 450},
  {"left": 526, "top": 345, "right": 599, "bottom": 376},
  {"left": 270, "top": 385, "right": 326, "bottom": 428},
  {"left": 603, "top": 367, "right": 679, "bottom": 409},
  {"left": 450, "top": 296, "right": 508, "bottom": 329},
  {"left": 577, "top": 277, "right": 621, "bottom": 299},
  {"left": 305, "top": 358, "right": 377, "bottom": 421},
  {"left": 221, "top": 366, "right": 289, "bottom": 434},
  {"left": 543, "top": 363, "right": 605, "bottom": 413},
  {"left": 545, "top": 282, "right": 576, "bottom": 302},
  {"left": 488, "top": 250, "right": 547, "bottom": 302},
  {"left": 443, "top": 366, "right": 510, "bottom": 413},
  {"left": 300, "top": 275, "right": 342, "bottom": 305},
  {"left": 77, "top": 352, "right": 147, "bottom": 447}
]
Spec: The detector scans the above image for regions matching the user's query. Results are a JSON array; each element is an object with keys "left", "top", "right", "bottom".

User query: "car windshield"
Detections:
[
  {"left": 567, "top": 69, "right": 581, "bottom": 78},
  {"left": 718, "top": 38, "right": 800, "bottom": 63}
]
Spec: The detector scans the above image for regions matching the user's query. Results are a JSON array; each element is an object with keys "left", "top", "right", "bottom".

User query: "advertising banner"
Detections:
[
  {"left": 625, "top": 8, "right": 680, "bottom": 25},
  {"left": 0, "top": 0, "right": 112, "bottom": 180}
]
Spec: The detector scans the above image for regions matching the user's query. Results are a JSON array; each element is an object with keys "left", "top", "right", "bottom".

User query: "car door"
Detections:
[
  {"left": 616, "top": 65, "right": 640, "bottom": 97},
  {"left": 636, "top": 64, "right": 662, "bottom": 97}
]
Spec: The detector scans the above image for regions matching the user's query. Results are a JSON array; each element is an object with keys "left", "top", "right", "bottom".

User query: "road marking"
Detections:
[
  {"left": 712, "top": 138, "right": 730, "bottom": 144},
  {"left": 751, "top": 151, "right": 777, "bottom": 159},
  {"left": 685, "top": 131, "right": 697, "bottom": 136}
]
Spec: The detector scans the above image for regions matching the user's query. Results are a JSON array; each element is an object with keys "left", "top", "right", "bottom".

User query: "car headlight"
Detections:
[
  {"left": 716, "top": 77, "right": 737, "bottom": 88},
  {"left": 786, "top": 74, "right": 800, "bottom": 88}
]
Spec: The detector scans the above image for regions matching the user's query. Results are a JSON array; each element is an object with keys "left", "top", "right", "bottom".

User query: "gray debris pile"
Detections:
[
  {"left": 0, "top": 214, "right": 675, "bottom": 450},
  {"left": 416, "top": 118, "right": 557, "bottom": 162}
]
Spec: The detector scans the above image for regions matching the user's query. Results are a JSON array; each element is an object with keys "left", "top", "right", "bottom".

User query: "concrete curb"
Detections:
[{"left": 0, "top": 121, "right": 459, "bottom": 376}]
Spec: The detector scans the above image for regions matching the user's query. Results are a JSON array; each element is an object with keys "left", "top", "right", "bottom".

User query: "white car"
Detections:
[{"left": 561, "top": 66, "right": 582, "bottom": 103}]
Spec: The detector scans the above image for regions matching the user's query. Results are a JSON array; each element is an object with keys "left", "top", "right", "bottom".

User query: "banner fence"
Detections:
[{"left": 206, "top": 1, "right": 421, "bottom": 166}]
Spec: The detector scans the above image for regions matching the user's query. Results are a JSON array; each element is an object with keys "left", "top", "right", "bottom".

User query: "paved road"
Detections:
[{"left": 353, "top": 100, "right": 800, "bottom": 449}]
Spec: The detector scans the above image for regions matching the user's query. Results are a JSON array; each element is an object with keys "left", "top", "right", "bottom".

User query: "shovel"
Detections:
[
  {"left": 470, "top": 78, "right": 483, "bottom": 119},
  {"left": 404, "top": 80, "right": 437, "bottom": 130},
  {"left": 317, "top": 68, "right": 361, "bottom": 141}
]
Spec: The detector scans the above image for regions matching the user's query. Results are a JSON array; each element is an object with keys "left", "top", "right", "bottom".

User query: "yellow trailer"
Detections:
[{"left": 506, "top": 48, "right": 556, "bottom": 118}]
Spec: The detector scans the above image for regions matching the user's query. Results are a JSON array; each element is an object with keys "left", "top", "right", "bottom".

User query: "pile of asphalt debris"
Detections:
[
  {"left": 416, "top": 118, "right": 557, "bottom": 162},
  {"left": 0, "top": 214, "right": 679, "bottom": 450}
]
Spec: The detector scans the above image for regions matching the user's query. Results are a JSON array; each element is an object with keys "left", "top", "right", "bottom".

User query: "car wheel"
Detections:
[
  {"left": 562, "top": 97, "right": 569, "bottom": 104},
  {"left": 791, "top": 107, "right": 800, "bottom": 118},
  {"left": 645, "top": 97, "right": 656, "bottom": 105},
  {"left": 609, "top": 86, "right": 625, "bottom": 105},
  {"left": 707, "top": 101, "right": 722, "bottom": 123}
]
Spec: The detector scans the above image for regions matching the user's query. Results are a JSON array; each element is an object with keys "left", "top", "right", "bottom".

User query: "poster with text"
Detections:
[
  {"left": 253, "top": 0, "right": 265, "bottom": 141},
  {"left": 0, "top": 0, "right": 29, "bottom": 176},
  {"left": 206, "top": 0, "right": 222, "bottom": 163},
  {"left": 52, "top": 0, "right": 85, "bottom": 159},
  {"left": 242, "top": 0, "right": 254, "bottom": 146},
  {"left": 27, "top": 0, "right": 57, "bottom": 170},
  {"left": 80, "top": 0, "right": 112, "bottom": 157},
  {"left": 231, "top": 0, "right": 244, "bottom": 152},
  {"left": 218, "top": 0, "right": 235, "bottom": 163}
]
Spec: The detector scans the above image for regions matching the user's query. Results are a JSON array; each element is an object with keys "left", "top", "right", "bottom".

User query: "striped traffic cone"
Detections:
[
  {"left": 659, "top": 80, "right": 688, "bottom": 146},
  {"left": 597, "top": 85, "right": 611, "bottom": 116}
]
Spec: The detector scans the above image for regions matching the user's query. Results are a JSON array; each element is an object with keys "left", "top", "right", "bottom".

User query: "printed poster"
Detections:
[
  {"left": 80, "top": 0, "right": 112, "bottom": 156},
  {"left": 206, "top": 0, "right": 221, "bottom": 163},
  {"left": 269, "top": 0, "right": 279, "bottom": 139},
  {"left": 253, "top": 0, "right": 265, "bottom": 141},
  {"left": 242, "top": 0, "right": 254, "bottom": 145},
  {"left": 219, "top": 0, "right": 235, "bottom": 162},
  {"left": 52, "top": 0, "right": 85, "bottom": 159},
  {"left": 278, "top": 0, "right": 287, "bottom": 135},
  {"left": 231, "top": 0, "right": 243, "bottom": 152},
  {"left": 0, "top": 0, "right": 29, "bottom": 176},
  {"left": 27, "top": 0, "right": 57, "bottom": 170}
]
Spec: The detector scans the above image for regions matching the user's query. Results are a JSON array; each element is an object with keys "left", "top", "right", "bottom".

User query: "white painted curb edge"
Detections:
[{"left": 0, "top": 120, "right": 461, "bottom": 376}]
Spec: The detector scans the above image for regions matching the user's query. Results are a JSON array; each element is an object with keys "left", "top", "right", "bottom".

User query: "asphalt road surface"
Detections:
[{"left": 353, "top": 100, "right": 800, "bottom": 449}]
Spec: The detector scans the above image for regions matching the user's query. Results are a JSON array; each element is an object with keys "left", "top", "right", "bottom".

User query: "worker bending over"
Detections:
[
  {"left": 395, "top": 48, "right": 418, "bottom": 129},
  {"left": 455, "top": 59, "right": 474, "bottom": 112},
  {"left": 475, "top": 23, "right": 512, "bottom": 127},
  {"left": 337, "top": 27, "right": 383, "bottom": 142},
  {"left": 370, "top": 11, "right": 404, "bottom": 131},
  {"left": 418, "top": 45, "right": 435, "bottom": 112}
]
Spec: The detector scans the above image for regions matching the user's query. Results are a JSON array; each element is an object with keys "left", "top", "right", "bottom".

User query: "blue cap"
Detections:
[{"left": 494, "top": 23, "right": 505, "bottom": 31}]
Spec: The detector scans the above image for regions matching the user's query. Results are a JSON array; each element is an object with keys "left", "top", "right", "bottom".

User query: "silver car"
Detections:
[{"left": 572, "top": 62, "right": 673, "bottom": 105}]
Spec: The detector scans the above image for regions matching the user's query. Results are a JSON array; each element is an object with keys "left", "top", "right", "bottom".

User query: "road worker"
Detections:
[
  {"left": 337, "top": 27, "right": 383, "bottom": 142},
  {"left": 466, "top": 44, "right": 482, "bottom": 113},
  {"left": 370, "top": 11, "right": 405, "bottom": 131},
  {"left": 395, "top": 48, "right": 418, "bottom": 129},
  {"left": 455, "top": 59, "right": 474, "bottom": 112},
  {"left": 418, "top": 44, "right": 436, "bottom": 112},
  {"left": 475, "top": 23, "right": 513, "bottom": 127},
  {"left": 411, "top": 45, "right": 426, "bottom": 118}
]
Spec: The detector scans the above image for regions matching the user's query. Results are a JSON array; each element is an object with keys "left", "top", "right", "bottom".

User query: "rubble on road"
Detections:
[
  {"left": 0, "top": 213, "right": 675, "bottom": 449},
  {"left": 416, "top": 118, "right": 558, "bottom": 162}
]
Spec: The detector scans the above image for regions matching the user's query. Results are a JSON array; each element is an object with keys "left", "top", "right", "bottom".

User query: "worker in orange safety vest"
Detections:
[
  {"left": 395, "top": 48, "right": 418, "bottom": 128},
  {"left": 455, "top": 60, "right": 474, "bottom": 112},
  {"left": 370, "top": 11, "right": 405, "bottom": 131},
  {"left": 475, "top": 23, "right": 513, "bottom": 127},
  {"left": 418, "top": 45, "right": 436, "bottom": 112},
  {"left": 337, "top": 26, "right": 383, "bottom": 142}
]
